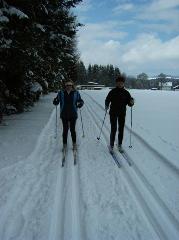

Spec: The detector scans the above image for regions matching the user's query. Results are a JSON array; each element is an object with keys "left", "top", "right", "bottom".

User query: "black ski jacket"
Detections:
[{"left": 105, "top": 87, "right": 133, "bottom": 116}]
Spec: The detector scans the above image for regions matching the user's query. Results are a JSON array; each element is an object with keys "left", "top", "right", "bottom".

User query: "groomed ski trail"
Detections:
[
  {"left": 82, "top": 91, "right": 179, "bottom": 240},
  {"left": 49, "top": 147, "right": 83, "bottom": 240}
]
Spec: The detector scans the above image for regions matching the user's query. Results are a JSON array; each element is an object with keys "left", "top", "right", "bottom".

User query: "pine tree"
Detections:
[{"left": 0, "top": 0, "right": 82, "bottom": 112}]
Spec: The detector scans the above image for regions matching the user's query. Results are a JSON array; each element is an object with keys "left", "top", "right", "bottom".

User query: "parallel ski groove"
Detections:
[
  {"left": 62, "top": 147, "right": 67, "bottom": 167},
  {"left": 121, "top": 151, "right": 132, "bottom": 166},
  {"left": 73, "top": 149, "right": 77, "bottom": 165},
  {"left": 108, "top": 146, "right": 121, "bottom": 168},
  {"left": 82, "top": 92, "right": 179, "bottom": 239}
]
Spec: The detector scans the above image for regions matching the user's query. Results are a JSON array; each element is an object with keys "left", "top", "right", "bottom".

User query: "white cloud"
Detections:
[
  {"left": 122, "top": 34, "right": 179, "bottom": 63},
  {"left": 137, "top": 0, "right": 179, "bottom": 23},
  {"left": 113, "top": 3, "right": 134, "bottom": 13},
  {"left": 77, "top": 21, "right": 127, "bottom": 42},
  {"left": 75, "top": 0, "right": 92, "bottom": 12},
  {"left": 76, "top": 0, "right": 179, "bottom": 75},
  {"left": 113, "top": 0, "right": 179, "bottom": 35},
  {"left": 148, "top": 0, "right": 179, "bottom": 11},
  {"left": 78, "top": 24, "right": 179, "bottom": 75}
]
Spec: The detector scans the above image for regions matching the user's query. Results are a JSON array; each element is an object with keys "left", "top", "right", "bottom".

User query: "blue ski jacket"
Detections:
[{"left": 54, "top": 90, "right": 84, "bottom": 119}]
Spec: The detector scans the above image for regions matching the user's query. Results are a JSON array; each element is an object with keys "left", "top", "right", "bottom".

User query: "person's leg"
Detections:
[
  {"left": 62, "top": 118, "right": 69, "bottom": 145},
  {"left": 118, "top": 114, "right": 126, "bottom": 145},
  {"left": 110, "top": 114, "right": 117, "bottom": 147},
  {"left": 69, "top": 118, "right": 77, "bottom": 144}
]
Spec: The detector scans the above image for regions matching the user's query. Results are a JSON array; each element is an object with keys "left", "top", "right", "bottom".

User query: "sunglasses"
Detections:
[{"left": 65, "top": 84, "right": 73, "bottom": 87}]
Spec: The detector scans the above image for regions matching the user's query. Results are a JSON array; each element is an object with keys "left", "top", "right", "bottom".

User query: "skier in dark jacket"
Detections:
[
  {"left": 53, "top": 80, "right": 84, "bottom": 150},
  {"left": 105, "top": 75, "right": 134, "bottom": 152}
]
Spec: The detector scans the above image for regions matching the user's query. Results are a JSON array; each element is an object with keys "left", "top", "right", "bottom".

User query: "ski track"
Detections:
[
  {"left": 0, "top": 108, "right": 59, "bottom": 240},
  {"left": 49, "top": 125, "right": 83, "bottom": 240},
  {"left": 77, "top": 101, "right": 159, "bottom": 240},
  {"left": 1, "top": 92, "right": 179, "bottom": 240},
  {"left": 84, "top": 92, "right": 179, "bottom": 172},
  {"left": 86, "top": 92, "right": 179, "bottom": 222},
  {"left": 82, "top": 92, "right": 179, "bottom": 240}
]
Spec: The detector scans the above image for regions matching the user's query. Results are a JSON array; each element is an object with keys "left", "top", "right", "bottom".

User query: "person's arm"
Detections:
[
  {"left": 53, "top": 91, "right": 60, "bottom": 105},
  {"left": 76, "top": 91, "right": 84, "bottom": 108},
  {"left": 127, "top": 92, "right": 134, "bottom": 107},
  {"left": 105, "top": 91, "right": 111, "bottom": 110}
]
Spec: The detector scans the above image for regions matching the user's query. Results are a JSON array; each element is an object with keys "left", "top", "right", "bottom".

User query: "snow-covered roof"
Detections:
[{"left": 88, "top": 82, "right": 98, "bottom": 85}]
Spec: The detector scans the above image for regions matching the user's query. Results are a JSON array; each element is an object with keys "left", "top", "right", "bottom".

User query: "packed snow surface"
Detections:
[{"left": 0, "top": 90, "right": 179, "bottom": 240}]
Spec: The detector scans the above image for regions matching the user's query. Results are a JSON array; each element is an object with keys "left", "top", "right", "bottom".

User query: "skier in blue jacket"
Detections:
[{"left": 53, "top": 81, "right": 84, "bottom": 150}]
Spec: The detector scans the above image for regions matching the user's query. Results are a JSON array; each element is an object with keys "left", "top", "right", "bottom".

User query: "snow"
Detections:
[
  {"left": 0, "top": 90, "right": 179, "bottom": 240},
  {"left": 30, "top": 82, "right": 42, "bottom": 93},
  {"left": 7, "top": 7, "right": 29, "bottom": 19},
  {"left": 0, "top": 15, "right": 9, "bottom": 23},
  {"left": 35, "top": 24, "right": 45, "bottom": 32}
]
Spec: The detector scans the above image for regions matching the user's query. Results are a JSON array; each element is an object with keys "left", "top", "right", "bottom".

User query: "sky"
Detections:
[{"left": 75, "top": 0, "right": 179, "bottom": 77}]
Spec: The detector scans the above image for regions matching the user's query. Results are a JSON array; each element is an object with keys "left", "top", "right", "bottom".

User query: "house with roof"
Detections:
[{"left": 159, "top": 82, "right": 172, "bottom": 90}]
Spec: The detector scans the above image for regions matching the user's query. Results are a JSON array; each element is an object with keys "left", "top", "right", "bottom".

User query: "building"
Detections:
[
  {"left": 77, "top": 82, "right": 105, "bottom": 90},
  {"left": 159, "top": 82, "right": 172, "bottom": 90}
]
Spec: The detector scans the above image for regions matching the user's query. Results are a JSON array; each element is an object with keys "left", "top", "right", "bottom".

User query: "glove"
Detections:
[
  {"left": 77, "top": 102, "right": 83, "bottom": 108},
  {"left": 53, "top": 98, "right": 59, "bottom": 106},
  {"left": 105, "top": 105, "right": 109, "bottom": 111},
  {"left": 129, "top": 98, "right": 134, "bottom": 107}
]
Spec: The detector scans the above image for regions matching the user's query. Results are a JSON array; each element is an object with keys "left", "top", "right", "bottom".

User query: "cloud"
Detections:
[
  {"left": 112, "top": 0, "right": 179, "bottom": 34},
  {"left": 113, "top": 3, "right": 134, "bottom": 13},
  {"left": 137, "top": 0, "right": 179, "bottom": 25},
  {"left": 122, "top": 34, "right": 179, "bottom": 63},
  {"left": 75, "top": 0, "right": 92, "bottom": 12},
  {"left": 77, "top": 23, "right": 179, "bottom": 75},
  {"left": 76, "top": 0, "right": 179, "bottom": 75},
  {"left": 121, "top": 34, "right": 179, "bottom": 74},
  {"left": 77, "top": 21, "right": 127, "bottom": 42}
]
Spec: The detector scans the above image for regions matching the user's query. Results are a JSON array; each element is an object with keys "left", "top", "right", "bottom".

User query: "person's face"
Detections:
[
  {"left": 116, "top": 81, "right": 124, "bottom": 88},
  {"left": 65, "top": 82, "right": 73, "bottom": 90}
]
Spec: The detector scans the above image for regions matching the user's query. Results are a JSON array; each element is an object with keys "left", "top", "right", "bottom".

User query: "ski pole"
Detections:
[
  {"left": 80, "top": 109, "right": 85, "bottom": 137},
  {"left": 129, "top": 107, "right": 133, "bottom": 148},
  {"left": 54, "top": 106, "right": 57, "bottom": 139},
  {"left": 97, "top": 110, "right": 107, "bottom": 140}
]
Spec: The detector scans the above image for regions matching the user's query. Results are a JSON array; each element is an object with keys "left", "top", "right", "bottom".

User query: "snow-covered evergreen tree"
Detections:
[{"left": 0, "top": 0, "right": 82, "bottom": 112}]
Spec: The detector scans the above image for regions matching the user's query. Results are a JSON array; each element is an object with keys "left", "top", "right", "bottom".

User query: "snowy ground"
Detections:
[{"left": 0, "top": 89, "right": 179, "bottom": 240}]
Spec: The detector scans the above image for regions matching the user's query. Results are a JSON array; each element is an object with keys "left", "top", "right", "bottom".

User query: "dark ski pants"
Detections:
[
  {"left": 110, "top": 114, "right": 125, "bottom": 147},
  {"left": 61, "top": 118, "right": 76, "bottom": 144}
]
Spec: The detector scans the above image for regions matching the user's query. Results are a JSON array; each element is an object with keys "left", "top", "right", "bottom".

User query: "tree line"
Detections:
[
  {"left": 76, "top": 62, "right": 179, "bottom": 89},
  {"left": 0, "top": 0, "right": 82, "bottom": 113}
]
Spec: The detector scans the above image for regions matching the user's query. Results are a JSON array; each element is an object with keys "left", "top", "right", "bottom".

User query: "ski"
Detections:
[
  {"left": 62, "top": 146, "right": 67, "bottom": 167},
  {"left": 116, "top": 145, "right": 132, "bottom": 166},
  {"left": 73, "top": 148, "right": 77, "bottom": 165},
  {"left": 108, "top": 146, "right": 121, "bottom": 168}
]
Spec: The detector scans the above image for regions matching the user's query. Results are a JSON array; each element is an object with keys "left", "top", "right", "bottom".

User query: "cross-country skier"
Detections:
[
  {"left": 105, "top": 75, "right": 134, "bottom": 152},
  {"left": 53, "top": 80, "right": 84, "bottom": 150}
]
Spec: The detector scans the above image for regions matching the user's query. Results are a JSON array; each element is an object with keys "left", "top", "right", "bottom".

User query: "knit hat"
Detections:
[{"left": 116, "top": 75, "right": 125, "bottom": 82}]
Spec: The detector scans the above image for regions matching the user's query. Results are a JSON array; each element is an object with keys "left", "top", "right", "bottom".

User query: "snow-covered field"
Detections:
[{"left": 0, "top": 89, "right": 179, "bottom": 240}]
